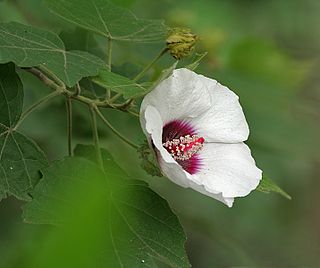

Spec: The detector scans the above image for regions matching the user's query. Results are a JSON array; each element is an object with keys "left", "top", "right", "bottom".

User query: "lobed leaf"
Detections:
[
  {"left": 44, "top": 0, "right": 167, "bottom": 42},
  {"left": 0, "top": 22, "right": 105, "bottom": 87},
  {"left": 23, "top": 148, "right": 190, "bottom": 268},
  {"left": 0, "top": 63, "right": 47, "bottom": 201},
  {"left": 73, "top": 144, "right": 127, "bottom": 181}
]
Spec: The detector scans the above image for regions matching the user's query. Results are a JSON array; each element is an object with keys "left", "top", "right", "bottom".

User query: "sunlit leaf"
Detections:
[
  {"left": 45, "top": 0, "right": 167, "bottom": 42},
  {"left": 0, "top": 22, "right": 105, "bottom": 87},
  {"left": 257, "top": 174, "right": 291, "bottom": 200},
  {"left": 23, "top": 154, "right": 190, "bottom": 268},
  {"left": 92, "top": 69, "right": 147, "bottom": 99},
  {"left": 0, "top": 63, "right": 47, "bottom": 201}
]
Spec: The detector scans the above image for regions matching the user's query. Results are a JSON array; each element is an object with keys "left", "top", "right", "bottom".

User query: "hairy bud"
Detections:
[{"left": 166, "top": 28, "right": 198, "bottom": 60}]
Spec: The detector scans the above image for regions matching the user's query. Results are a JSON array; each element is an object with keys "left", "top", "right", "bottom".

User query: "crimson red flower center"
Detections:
[
  {"left": 163, "top": 135, "right": 205, "bottom": 161},
  {"left": 162, "top": 120, "right": 204, "bottom": 174}
]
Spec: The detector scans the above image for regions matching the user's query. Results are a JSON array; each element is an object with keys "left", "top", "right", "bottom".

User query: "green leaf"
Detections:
[
  {"left": 186, "top": 52, "right": 208, "bottom": 70},
  {"left": 23, "top": 157, "right": 106, "bottom": 225},
  {"left": 23, "top": 156, "right": 190, "bottom": 268},
  {"left": 0, "top": 22, "right": 105, "bottom": 87},
  {"left": 151, "top": 61, "right": 178, "bottom": 88},
  {"left": 44, "top": 0, "right": 167, "bottom": 42},
  {"left": 74, "top": 144, "right": 127, "bottom": 181},
  {"left": 0, "top": 64, "right": 23, "bottom": 127},
  {"left": 0, "top": 63, "right": 47, "bottom": 201},
  {"left": 109, "top": 182, "right": 190, "bottom": 268},
  {"left": 131, "top": 61, "right": 179, "bottom": 99},
  {"left": 257, "top": 174, "right": 292, "bottom": 200},
  {"left": 92, "top": 68, "right": 147, "bottom": 99}
]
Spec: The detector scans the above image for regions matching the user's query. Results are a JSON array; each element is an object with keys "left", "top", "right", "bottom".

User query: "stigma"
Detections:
[{"left": 163, "top": 135, "right": 205, "bottom": 161}]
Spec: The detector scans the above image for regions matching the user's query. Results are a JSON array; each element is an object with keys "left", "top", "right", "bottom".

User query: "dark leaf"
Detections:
[
  {"left": 23, "top": 153, "right": 190, "bottom": 267},
  {"left": 0, "top": 22, "right": 105, "bottom": 87},
  {"left": 45, "top": 0, "right": 167, "bottom": 42},
  {"left": 0, "top": 63, "right": 47, "bottom": 201}
]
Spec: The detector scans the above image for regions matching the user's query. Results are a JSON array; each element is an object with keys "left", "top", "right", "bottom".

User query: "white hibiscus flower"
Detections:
[{"left": 140, "top": 68, "right": 262, "bottom": 207}]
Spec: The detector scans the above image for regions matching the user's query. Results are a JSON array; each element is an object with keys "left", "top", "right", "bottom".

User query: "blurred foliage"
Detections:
[
  {"left": 1, "top": 0, "right": 320, "bottom": 267},
  {"left": 21, "top": 146, "right": 189, "bottom": 268}
]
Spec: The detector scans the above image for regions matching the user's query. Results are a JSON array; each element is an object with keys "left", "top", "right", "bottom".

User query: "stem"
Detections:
[
  {"left": 66, "top": 97, "right": 73, "bottom": 157},
  {"left": 109, "top": 93, "right": 122, "bottom": 103},
  {"left": 127, "top": 110, "right": 139, "bottom": 118},
  {"left": 75, "top": 83, "right": 81, "bottom": 96},
  {"left": 23, "top": 67, "right": 136, "bottom": 111},
  {"left": 107, "top": 38, "right": 112, "bottom": 71},
  {"left": 94, "top": 107, "right": 139, "bottom": 149},
  {"left": 39, "top": 65, "right": 65, "bottom": 88},
  {"left": 14, "top": 90, "right": 62, "bottom": 130},
  {"left": 133, "top": 47, "right": 168, "bottom": 82},
  {"left": 119, "top": 98, "right": 134, "bottom": 111},
  {"left": 89, "top": 106, "right": 104, "bottom": 171},
  {"left": 23, "top": 67, "right": 62, "bottom": 91},
  {"left": 106, "top": 38, "right": 113, "bottom": 99}
]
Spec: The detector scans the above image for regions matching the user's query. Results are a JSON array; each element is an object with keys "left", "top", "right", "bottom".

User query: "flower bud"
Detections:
[
  {"left": 138, "top": 142, "right": 163, "bottom": 177},
  {"left": 166, "top": 28, "right": 198, "bottom": 60}
]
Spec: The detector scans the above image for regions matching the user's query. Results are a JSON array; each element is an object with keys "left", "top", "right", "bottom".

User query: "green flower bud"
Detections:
[
  {"left": 166, "top": 28, "right": 198, "bottom": 60},
  {"left": 138, "top": 141, "right": 163, "bottom": 177}
]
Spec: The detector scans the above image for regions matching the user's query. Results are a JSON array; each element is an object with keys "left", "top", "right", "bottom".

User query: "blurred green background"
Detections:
[{"left": 1, "top": 0, "right": 320, "bottom": 267}]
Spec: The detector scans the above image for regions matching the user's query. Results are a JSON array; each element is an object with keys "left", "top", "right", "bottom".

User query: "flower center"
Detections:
[
  {"left": 163, "top": 135, "right": 205, "bottom": 161},
  {"left": 162, "top": 120, "right": 203, "bottom": 174}
]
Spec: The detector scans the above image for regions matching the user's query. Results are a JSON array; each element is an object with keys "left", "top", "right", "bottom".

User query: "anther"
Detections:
[{"left": 163, "top": 135, "right": 205, "bottom": 161}]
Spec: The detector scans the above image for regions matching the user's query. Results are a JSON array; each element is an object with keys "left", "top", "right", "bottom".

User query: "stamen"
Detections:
[
  {"left": 162, "top": 120, "right": 203, "bottom": 174},
  {"left": 163, "top": 135, "right": 205, "bottom": 161}
]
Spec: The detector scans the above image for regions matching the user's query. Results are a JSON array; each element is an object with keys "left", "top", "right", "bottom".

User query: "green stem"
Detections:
[
  {"left": 66, "top": 97, "right": 73, "bottom": 157},
  {"left": 89, "top": 106, "right": 104, "bottom": 171},
  {"left": 109, "top": 93, "right": 122, "bottom": 103},
  {"left": 127, "top": 110, "right": 139, "bottom": 118},
  {"left": 14, "top": 90, "right": 62, "bottom": 130},
  {"left": 23, "top": 67, "right": 62, "bottom": 91},
  {"left": 75, "top": 83, "right": 81, "bottom": 96},
  {"left": 106, "top": 38, "right": 113, "bottom": 99},
  {"left": 22, "top": 67, "right": 129, "bottom": 110},
  {"left": 94, "top": 107, "right": 139, "bottom": 149},
  {"left": 107, "top": 38, "right": 112, "bottom": 71},
  {"left": 133, "top": 47, "right": 168, "bottom": 82},
  {"left": 39, "top": 65, "right": 65, "bottom": 88}
]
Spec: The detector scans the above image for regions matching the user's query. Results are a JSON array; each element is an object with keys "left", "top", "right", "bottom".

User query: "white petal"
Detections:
[
  {"left": 190, "top": 77, "right": 249, "bottom": 143},
  {"left": 141, "top": 68, "right": 249, "bottom": 143},
  {"left": 139, "top": 70, "right": 259, "bottom": 206},
  {"left": 158, "top": 155, "right": 234, "bottom": 207},
  {"left": 142, "top": 105, "right": 235, "bottom": 206},
  {"left": 142, "top": 105, "right": 175, "bottom": 164},
  {"left": 140, "top": 68, "right": 211, "bottom": 125},
  {"left": 193, "top": 142, "right": 262, "bottom": 198}
]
